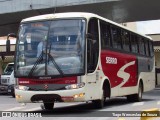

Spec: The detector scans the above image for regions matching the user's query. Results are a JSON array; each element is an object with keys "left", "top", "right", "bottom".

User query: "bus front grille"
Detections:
[{"left": 31, "top": 94, "right": 63, "bottom": 102}]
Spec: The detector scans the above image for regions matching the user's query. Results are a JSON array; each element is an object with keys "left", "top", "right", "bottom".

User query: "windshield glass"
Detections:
[
  {"left": 3, "top": 64, "right": 14, "bottom": 75},
  {"left": 15, "top": 19, "right": 86, "bottom": 78}
]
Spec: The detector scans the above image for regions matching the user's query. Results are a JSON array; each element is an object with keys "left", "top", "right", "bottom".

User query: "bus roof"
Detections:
[
  {"left": 22, "top": 12, "right": 93, "bottom": 22},
  {"left": 22, "top": 12, "right": 152, "bottom": 40}
]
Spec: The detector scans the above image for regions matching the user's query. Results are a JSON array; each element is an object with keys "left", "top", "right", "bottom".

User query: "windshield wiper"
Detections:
[
  {"left": 47, "top": 52, "right": 64, "bottom": 77},
  {"left": 48, "top": 43, "right": 64, "bottom": 77},
  {"left": 28, "top": 45, "right": 64, "bottom": 77},
  {"left": 28, "top": 51, "right": 44, "bottom": 77}
]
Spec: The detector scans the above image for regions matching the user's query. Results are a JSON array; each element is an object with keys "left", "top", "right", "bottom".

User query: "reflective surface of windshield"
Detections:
[
  {"left": 15, "top": 19, "right": 86, "bottom": 78},
  {"left": 3, "top": 64, "right": 14, "bottom": 75}
]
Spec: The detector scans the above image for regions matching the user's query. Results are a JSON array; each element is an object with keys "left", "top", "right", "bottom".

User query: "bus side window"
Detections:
[
  {"left": 149, "top": 41, "right": 154, "bottom": 57},
  {"left": 138, "top": 37, "right": 145, "bottom": 55},
  {"left": 121, "top": 30, "right": 130, "bottom": 51},
  {"left": 145, "top": 40, "right": 149, "bottom": 56},
  {"left": 100, "top": 21, "right": 111, "bottom": 48},
  {"left": 131, "top": 33, "right": 138, "bottom": 53},
  {"left": 111, "top": 26, "right": 122, "bottom": 50},
  {"left": 87, "top": 18, "right": 99, "bottom": 73}
]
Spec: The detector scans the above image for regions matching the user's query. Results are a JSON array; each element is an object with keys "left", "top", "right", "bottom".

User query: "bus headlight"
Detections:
[
  {"left": 16, "top": 85, "right": 29, "bottom": 91},
  {"left": 65, "top": 82, "right": 85, "bottom": 90}
]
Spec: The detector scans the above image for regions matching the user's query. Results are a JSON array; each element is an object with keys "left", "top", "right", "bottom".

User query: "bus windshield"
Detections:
[{"left": 15, "top": 19, "right": 86, "bottom": 78}]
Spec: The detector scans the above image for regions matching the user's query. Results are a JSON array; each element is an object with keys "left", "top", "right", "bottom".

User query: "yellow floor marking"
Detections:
[{"left": 141, "top": 108, "right": 159, "bottom": 120}]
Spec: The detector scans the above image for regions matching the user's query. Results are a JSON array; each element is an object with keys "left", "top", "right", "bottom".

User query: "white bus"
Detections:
[{"left": 14, "top": 12, "right": 155, "bottom": 110}]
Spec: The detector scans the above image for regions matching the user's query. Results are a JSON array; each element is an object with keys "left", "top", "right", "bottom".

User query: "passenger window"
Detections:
[
  {"left": 145, "top": 40, "right": 149, "bottom": 56},
  {"left": 121, "top": 30, "right": 130, "bottom": 51},
  {"left": 100, "top": 21, "right": 111, "bottom": 48},
  {"left": 149, "top": 41, "right": 154, "bottom": 56},
  {"left": 131, "top": 33, "right": 138, "bottom": 53},
  {"left": 138, "top": 37, "right": 145, "bottom": 55},
  {"left": 111, "top": 26, "right": 122, "bottom": 49}
]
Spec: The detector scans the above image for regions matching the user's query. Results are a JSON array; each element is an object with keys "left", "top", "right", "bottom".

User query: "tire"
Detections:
[
  {"left": 134, "top": 82, "right": 143, "bottom": 102},
  {"left": 93, "top": 90, "right": 105, "bottom": 109},
  {"left": 127, "top": 82, "right": 143, "bottom": 102},
  {"left": 11, "top": 92, "right": 15, "bottom": 98},
  {"left": 127, "top": 95, "right": 133, "bottom": 102},
  {"left": 11, "top": 87, "right": 15, "bottom": 98},
  {"left": 43, "top": 102, "right": 54, "bottom": 110}
]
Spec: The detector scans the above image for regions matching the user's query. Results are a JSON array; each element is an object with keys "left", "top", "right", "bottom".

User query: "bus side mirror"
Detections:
[
  {"left": 6, "top": 33, "right": 17, "bottom": 53},
  {"left": 7, "top": 33, "right": 17, "bottom": 39}
]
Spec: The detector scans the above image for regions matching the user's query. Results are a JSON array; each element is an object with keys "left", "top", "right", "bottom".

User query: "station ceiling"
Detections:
[{"left": 0, "top": 0, "right": 160, "bottom": 36}]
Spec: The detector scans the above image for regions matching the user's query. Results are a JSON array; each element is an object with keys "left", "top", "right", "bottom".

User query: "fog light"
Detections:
[
  {"left": 73, "top": 94, "right": 79, "bottom": 98},
  {"left": 16, "top": 94, "right": 22, "bottom": 99},
  {"left": 73, "top": 93, "right": 85, "bottom": 98},
  {"left": 79, "top": 93, "right": 85, "bottom": 97}
]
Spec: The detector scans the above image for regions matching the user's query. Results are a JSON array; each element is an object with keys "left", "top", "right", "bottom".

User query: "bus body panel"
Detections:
[
  {"left": 101, "top": 50, "right": 138, "bottom": 87},
  {"left": 85, "top": 71, "right": 105, "bottom": 101},
  {"left": 100, "top": 49, "right": 155, "bottom": 97},
  {"left": 137, "top": 56, "right": 155, "bottom": 92},
  {"left": 139, "top": 72, "right": 155, "bottom": 92}
]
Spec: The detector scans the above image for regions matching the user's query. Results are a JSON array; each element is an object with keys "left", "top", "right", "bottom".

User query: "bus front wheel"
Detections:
[{"left": 92, "top": 90, "right": 105, "bottom": 109}]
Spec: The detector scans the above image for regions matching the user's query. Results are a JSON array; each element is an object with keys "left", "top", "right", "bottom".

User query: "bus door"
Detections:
[{"left": 86, "top": 18, "right": 100, "bottom": 100}]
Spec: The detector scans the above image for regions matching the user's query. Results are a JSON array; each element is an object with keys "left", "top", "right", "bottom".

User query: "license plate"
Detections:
[
  {"left": 8, "top": 89, "right": 11, "bottom": 92},
  {"left": 0, "top": 87, "right": 5, "bottom": 91}
]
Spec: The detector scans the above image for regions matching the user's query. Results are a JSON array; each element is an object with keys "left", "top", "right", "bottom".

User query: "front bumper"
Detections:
[
  {"left": 15, "top": 88, "right": 86, "bottom": 103},
  {"left": 0, "top": 85, "right": 8, "bottom": 94}
]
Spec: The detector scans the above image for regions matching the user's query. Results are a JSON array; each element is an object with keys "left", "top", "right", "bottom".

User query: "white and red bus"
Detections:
[{"left": 14, "top": 12, "right": 155, "bottom": 110}]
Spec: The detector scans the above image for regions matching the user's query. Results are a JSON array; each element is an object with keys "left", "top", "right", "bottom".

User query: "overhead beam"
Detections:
[{"left": 0, "top": 0, "right": 160, "bottom": 36}]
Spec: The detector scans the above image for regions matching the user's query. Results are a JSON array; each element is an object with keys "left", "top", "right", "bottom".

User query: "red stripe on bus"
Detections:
[{"left": 18, "top": 77, "right": 77, "bottom": 85}]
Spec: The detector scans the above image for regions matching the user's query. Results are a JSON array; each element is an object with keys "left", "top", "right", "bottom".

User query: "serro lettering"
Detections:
[{"left": 106, "top": 57, "right": 117, "bottom": 64}]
